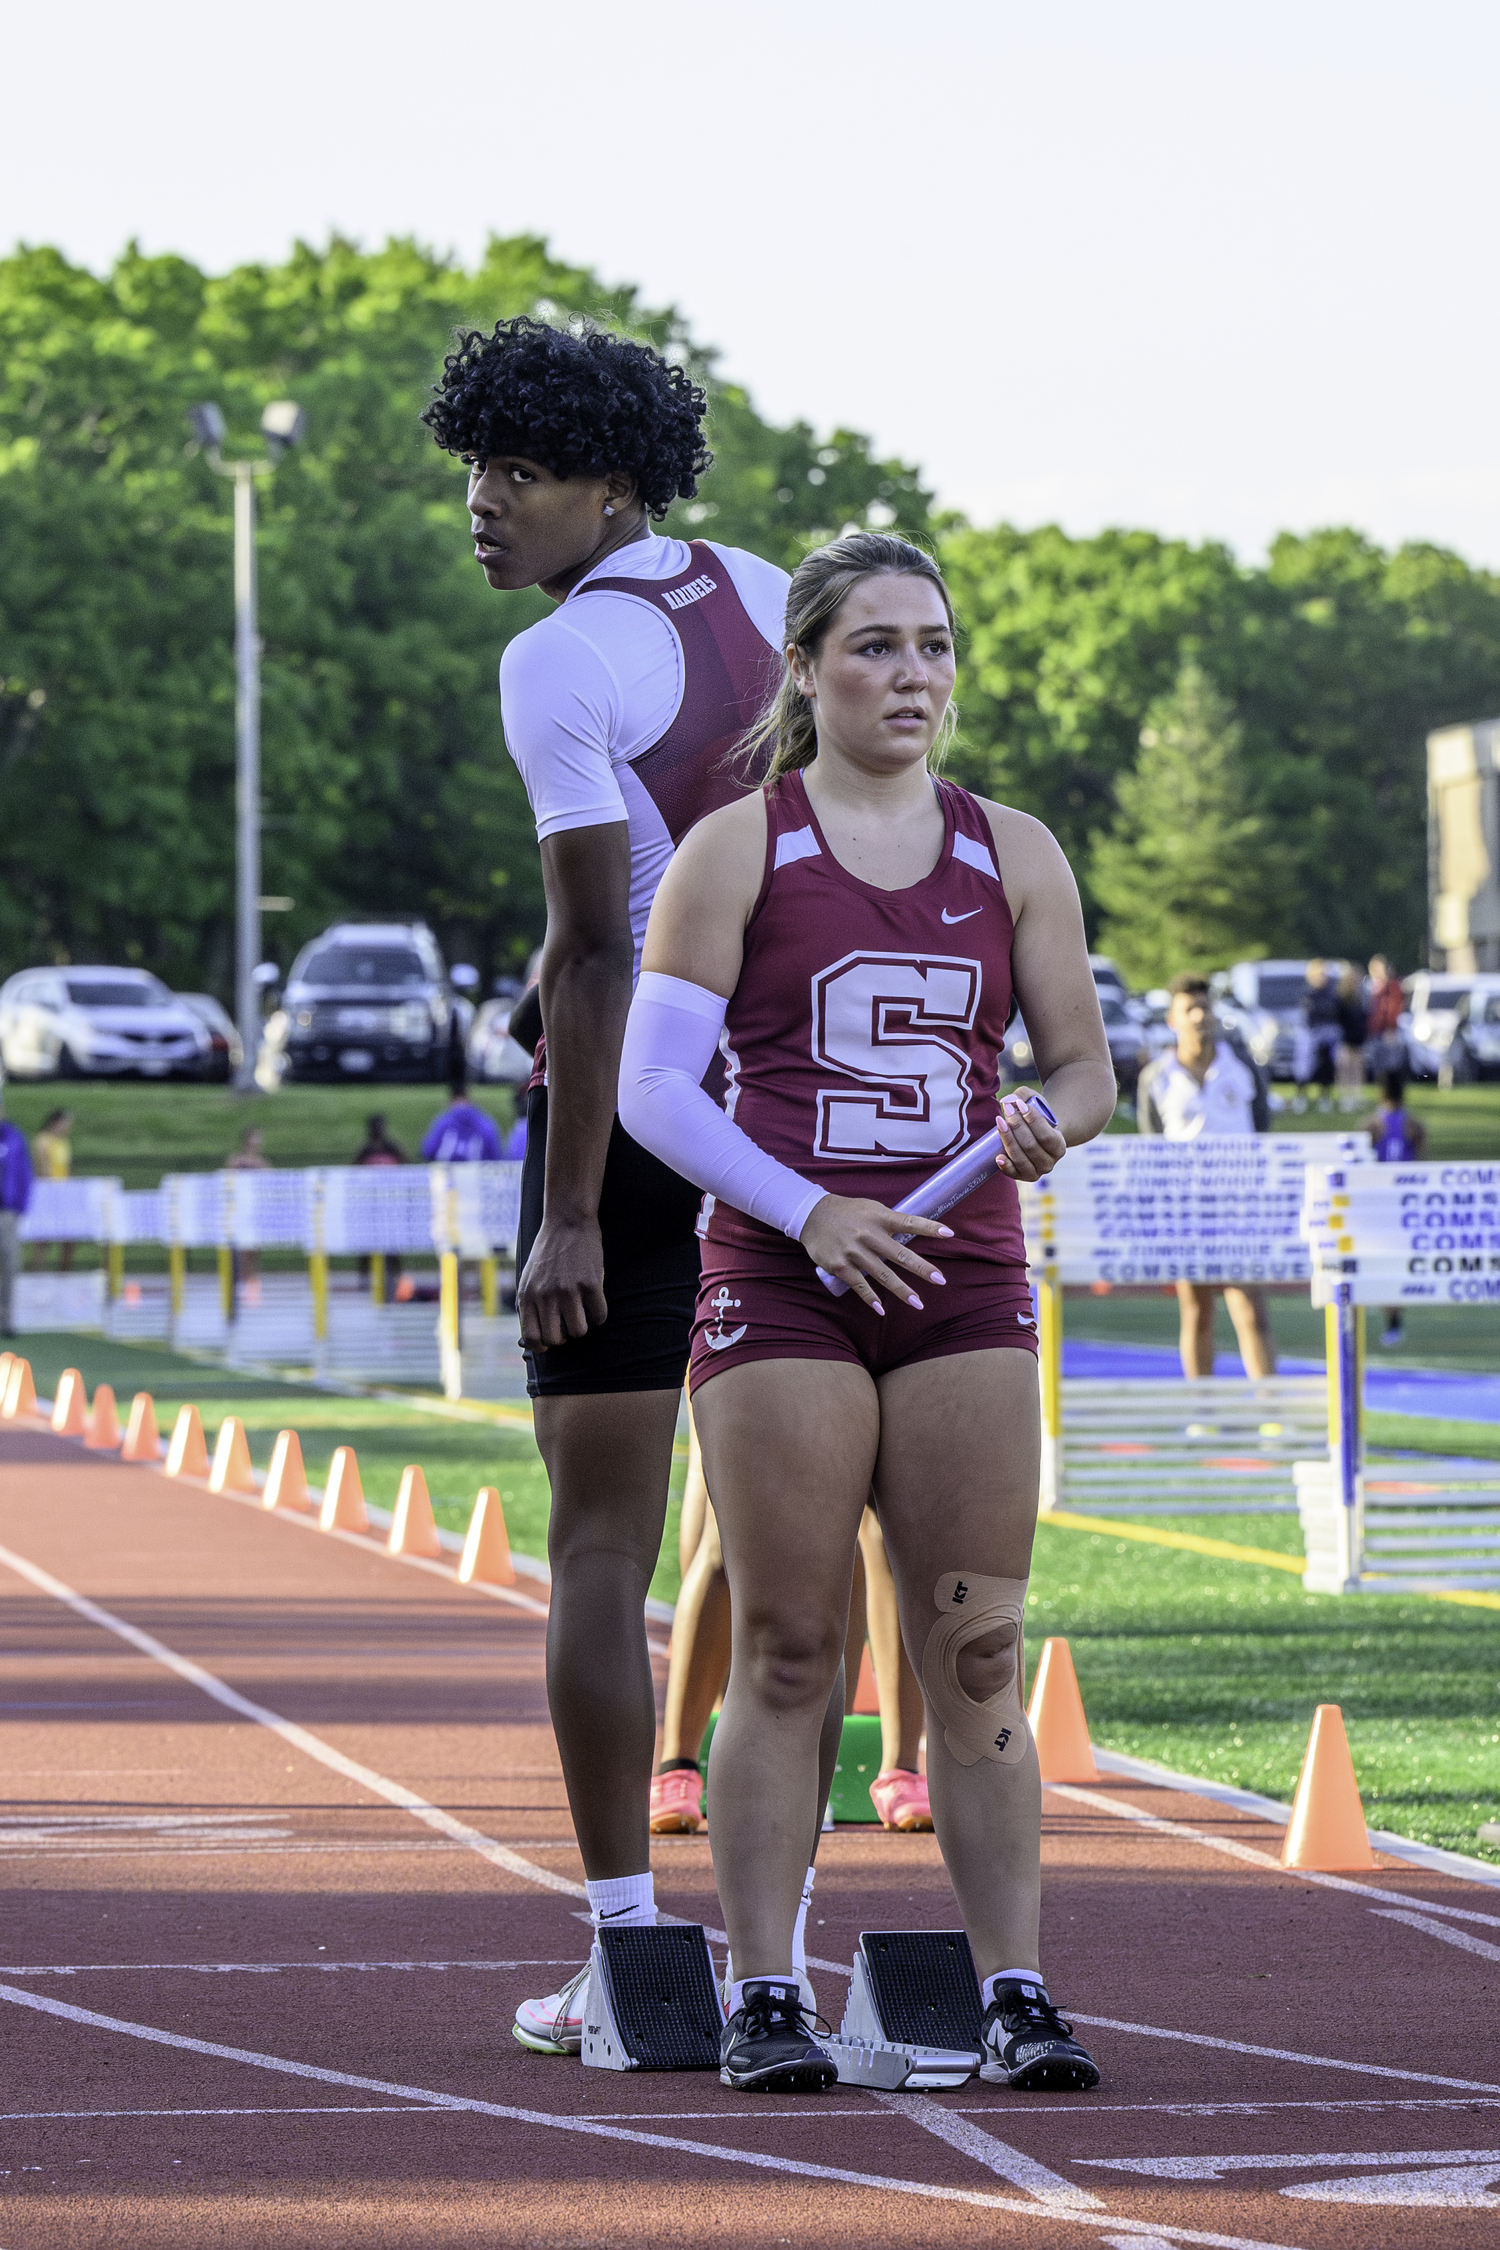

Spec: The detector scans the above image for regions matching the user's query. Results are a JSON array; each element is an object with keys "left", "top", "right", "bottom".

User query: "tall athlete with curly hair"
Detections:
[
  {"left": 619, "top": 533, "right": 1117, "bottom": 2092},
  {"left": 425, "top": 318, "right": 814, "bottom": 2055}
]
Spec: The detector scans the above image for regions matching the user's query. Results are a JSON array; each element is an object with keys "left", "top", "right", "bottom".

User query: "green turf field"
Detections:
[{"left": 13, "top": 1328, "right": 1498, "bottom": 1865}]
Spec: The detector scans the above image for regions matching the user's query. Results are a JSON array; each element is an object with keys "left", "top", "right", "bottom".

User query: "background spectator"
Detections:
[
  {"left": 27, "top": 1106, "right": 74, "bottom": 1272},
  {"left": 1363, "top": 955, "right": 1406, "bottom": 1077},
  {"left": 1335, "top": 963, "right": 1368, "bottom": 1111},
  {"left": 0, "top": 1094, "right": 34, "bottom": 1337},
  {"left": 1368, "top": 1068, "right": 1427, "bottom": 1348},
  {"left": 1293, "top": 959, "right": 1342, "bottom": 1112},
  {"left": 1137, "top": 972, "right": 1277, "bottom": 1380},
  {"left": 421, "top": 1071, "right": 501, "bottom": 1163},
  {"left": 353, "top": 1113, "right": 406, "bottom": 1303},
  {"left": 225, "top": 1125, "right": 270, "bottom": 1296}
]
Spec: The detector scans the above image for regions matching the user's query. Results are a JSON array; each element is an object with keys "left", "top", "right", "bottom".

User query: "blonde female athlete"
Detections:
[{"left": 619, "top": 532, "right": 1116, "bottom": 2093}]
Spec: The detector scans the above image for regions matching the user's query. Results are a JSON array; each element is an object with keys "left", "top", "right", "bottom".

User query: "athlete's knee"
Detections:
[
  {"left": 953, "top": 1614, "right": 1019, "bottom": 1705},
  {"left": 922, "top": 1572, "right": 1030, "bottom": 1767},
  {"left": 737, "top": 1604, "right": 844, "bottom": 1714}
]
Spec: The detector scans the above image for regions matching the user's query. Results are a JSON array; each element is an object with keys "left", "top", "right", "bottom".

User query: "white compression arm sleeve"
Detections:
[{"left": 618, "top": 971, "right": 826, "bottom": 1243}]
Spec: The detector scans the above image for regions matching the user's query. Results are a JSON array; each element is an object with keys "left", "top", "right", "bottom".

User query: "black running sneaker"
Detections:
[
  {"left": 720, "top": 1979, "right": 838, "bottom": 2093},
  {"left": 979, "top": 1977, "right": 1100, "bottom": 2091}
]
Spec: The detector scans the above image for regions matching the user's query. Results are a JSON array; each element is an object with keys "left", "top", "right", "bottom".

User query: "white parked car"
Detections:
[
  {"left": 0, "top": 967, "right": 211, "bottom": 1079},
  {"left": 1403, "top": 971, "right": 1482, "bottom": 1080},
  {"left": 467, "top": 996, "right": 535, "bottom": 1085},
  {"left": 1425, "top": 972, "right": 1500, "bottom": 1082},
  {"left": 1211, "top": 959, "right": 1340, "bottom": 1079}
]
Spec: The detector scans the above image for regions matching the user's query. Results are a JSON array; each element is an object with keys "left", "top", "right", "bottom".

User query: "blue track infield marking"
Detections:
[{"left": 0, "top": 1980, "right": 1304, "bottom": 2250}]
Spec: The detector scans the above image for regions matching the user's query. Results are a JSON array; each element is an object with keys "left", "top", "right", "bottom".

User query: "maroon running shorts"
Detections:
[{"left": 687, "top": 1236, "right": 1039, "bottom": 1397}]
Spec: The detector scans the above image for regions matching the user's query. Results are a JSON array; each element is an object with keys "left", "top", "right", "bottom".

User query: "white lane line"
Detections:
[
  {"left": 0, "top": 1960, "right": 581, "bottom": 1976},
  {"left": 1082, "top": 2148, "right": 1500, "bottom": 2180},
  {"left": 1371, "top": 1908, "right": 1500, "bottom": 1961},
  {"left": 1069, "top": 2014, "right": 1500, "bottom": 2095},
  {"left": 0, "top": 1539, "right": 586, "bottom": 1903},
  {"left": 871, "top": 2089, "right": 1102, "bottom": 2207},
  {"left": 1047, "top": 1784, "right": 1500, "bottom": 1928},
  {"left": 0, "top": 1841, "right": 471, "bottom": 1864},
  {"left": 2, "top": 2106, "right": 452, "bottom": 2121},
  {"left": 0, "top": 1981, "right": 1301, "bottom": 2250}
]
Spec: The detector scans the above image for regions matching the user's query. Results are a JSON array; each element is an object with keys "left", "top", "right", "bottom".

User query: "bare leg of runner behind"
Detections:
[{"left": 698, "top": 1348, "right": 1043, "bottom": 1983}]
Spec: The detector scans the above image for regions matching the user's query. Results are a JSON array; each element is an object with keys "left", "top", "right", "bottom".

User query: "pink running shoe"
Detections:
[
  {"left": 868, "top": 1768, "right": 934, "bottom": 1831},
  {"left": 649, "top": 1767, "right": 704, "bottom": 1833}
]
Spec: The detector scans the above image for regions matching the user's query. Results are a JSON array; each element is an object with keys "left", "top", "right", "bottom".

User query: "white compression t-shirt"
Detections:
[{"left": 499, "top": 535, "right": 790, "bottom": 977}]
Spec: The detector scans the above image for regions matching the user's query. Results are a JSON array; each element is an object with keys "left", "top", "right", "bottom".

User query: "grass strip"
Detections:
[{"left": 1045, "top": 1509, "right": 1305, "bottom": 1574}]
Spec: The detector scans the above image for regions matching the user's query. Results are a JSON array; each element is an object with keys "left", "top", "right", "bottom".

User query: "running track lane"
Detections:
[{"left": 0, "top": 1425, "right": 1497, "bottom": 2248}]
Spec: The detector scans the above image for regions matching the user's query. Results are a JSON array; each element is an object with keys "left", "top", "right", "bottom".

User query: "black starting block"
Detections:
[
  {"left": 839, "top": 1931, "right": 984, "bottom": 2080},
  {"left": 580, "top": 1923, "right": 723, "bottom": 2072}
]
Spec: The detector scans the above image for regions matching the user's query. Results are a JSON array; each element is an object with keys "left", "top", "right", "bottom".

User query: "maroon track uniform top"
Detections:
[{"left": 705, "top": 768, "right": 1027, "bottom": 1271}]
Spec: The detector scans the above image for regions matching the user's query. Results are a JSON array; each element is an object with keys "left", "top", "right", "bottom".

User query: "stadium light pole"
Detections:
[{"left": 188, "top": 399, "right": 307, "bottom": 1091}]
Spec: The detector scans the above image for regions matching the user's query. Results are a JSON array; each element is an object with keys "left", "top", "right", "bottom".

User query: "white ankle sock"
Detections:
[
  {"left": 585, "top": 1872, "right": 656, "bottom": 1929},
  {"left": 791, "top": 1864, "right": 816, "bottom": 1974},
  {"left": 982, "top": 1968, "right": 1046, "bottom": 2008},
  {"left": 726, "top": 1973, "right": 797, "bottom": 2016}
]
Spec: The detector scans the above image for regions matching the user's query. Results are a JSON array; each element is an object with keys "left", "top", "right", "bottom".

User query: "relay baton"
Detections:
[{"left": 816, "top": 1094, "right": 1059, "bottom": 1298}]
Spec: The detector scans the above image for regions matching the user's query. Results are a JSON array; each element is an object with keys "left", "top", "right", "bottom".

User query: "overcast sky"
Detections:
[{"left": 6, "top": 0, "right": 1497, "bottom": 565}]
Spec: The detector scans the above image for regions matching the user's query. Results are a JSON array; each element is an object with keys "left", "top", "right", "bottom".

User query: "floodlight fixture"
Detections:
[
  {"left": 188, "top": 401, "right": 227, "bottom": 451},
  {"left": 261, "top": 399, "right": 307, "bottom": 460}
]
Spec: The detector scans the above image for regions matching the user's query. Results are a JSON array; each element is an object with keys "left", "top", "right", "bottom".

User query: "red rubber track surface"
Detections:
[{"left": 1, "top": 1423, "right": 1498, "bottom": 2248}]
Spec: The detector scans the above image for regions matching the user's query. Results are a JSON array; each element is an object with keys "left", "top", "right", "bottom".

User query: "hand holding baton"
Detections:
[{"left": 816, "top": 1094, "right": 1059, "bottom": 1297}]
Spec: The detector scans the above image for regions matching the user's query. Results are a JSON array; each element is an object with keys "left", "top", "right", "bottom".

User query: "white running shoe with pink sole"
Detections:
[{"left": 512, "top": 1962, "right": 589, "bottom": 2054}]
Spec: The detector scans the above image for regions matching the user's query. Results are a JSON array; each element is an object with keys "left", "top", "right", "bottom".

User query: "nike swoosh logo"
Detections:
[{"left": 941, "top": 906, "right": 982, "bottom": 924}]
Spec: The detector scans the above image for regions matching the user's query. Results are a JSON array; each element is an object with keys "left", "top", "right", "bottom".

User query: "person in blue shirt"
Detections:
[
  {"left": 1368, "top": 1070, "right": 1426, "bottom": 1348},
  {"left": 0, "top": 1096, "right": 35, "bottom": 1337},
  {"left": 421, "top": 1070, "right": 502, "bottom": 1164}
]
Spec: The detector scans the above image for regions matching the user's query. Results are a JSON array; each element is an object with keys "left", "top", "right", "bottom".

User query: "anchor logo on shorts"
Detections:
[{"left": 704, "top": 1285, "right": 748, "bottom": 1351}]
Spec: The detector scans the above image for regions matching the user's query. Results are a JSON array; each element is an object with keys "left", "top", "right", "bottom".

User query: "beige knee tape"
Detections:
[{"left": 921, "top": 1572, "right": 1030, "bottom": 1767}]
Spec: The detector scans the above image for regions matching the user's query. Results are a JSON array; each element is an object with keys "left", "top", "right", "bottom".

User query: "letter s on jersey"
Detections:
[{"left": 811, "top": 951, "right": 981, "bottom": 1159}]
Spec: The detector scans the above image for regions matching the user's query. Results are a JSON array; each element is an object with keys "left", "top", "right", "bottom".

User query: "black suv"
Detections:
[{"left": 269, "top": 921, "right": 463, "bottom": 1083}]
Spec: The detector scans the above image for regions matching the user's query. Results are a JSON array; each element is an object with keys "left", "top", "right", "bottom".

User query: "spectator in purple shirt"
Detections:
[
  {"left": 0, "top": 1098, "right": 35, "bottom": 1337},
  {"left": 421, "top": 1070, "right": 502, "bottom": 1164}
]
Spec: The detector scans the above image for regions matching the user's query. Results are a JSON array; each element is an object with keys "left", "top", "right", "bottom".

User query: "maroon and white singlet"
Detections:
[{"left": 689, "top": 768, "right": 1037, "bottom": 1393}]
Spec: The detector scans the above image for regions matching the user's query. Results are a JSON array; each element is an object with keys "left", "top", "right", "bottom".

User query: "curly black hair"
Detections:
[{"left": 422, "top": 316, "right": 712, "bottom": 520}]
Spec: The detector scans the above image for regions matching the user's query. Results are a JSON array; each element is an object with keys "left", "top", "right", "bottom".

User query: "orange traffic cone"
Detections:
[
  {"left": 165, "top": 1404, "right": 210, "bottom": 1480},
  {"left": 852, "top": 1643, "right": 881, "bottom": 1715},
  {"left": 0, "top": 1351, "right": 12, "bottom": 1398},
  {"left": 389, "top": 1464, "right": 442, "bottom": 1558},
  {"left": 263, "top": 1429, "right": 312, "bottom": 1513},
  {"left": 121, "top": 1392, "right": 160, "bottom": 1462},
  {"left": 320, "top": 1446, "right": 369, "bottom": 1534},
  {"left": 1027, "top": 1637, "right": 1099, "bottom": 1783},
  {"left": 1281, "top": 1704, "right": 1375, "bottom": 1870},
  {"left": 459, "top": 1486, "right": 517, "bottom": 1586},
  {"left": 2, "top": 1357, "right": 37, "bottom": 1419},
  {"left": 208, "top": 1416, "right": 255, "bottom": 1495},
  {"left": 51, "top": 1368, "right": 88, "bottom": 1436},
  {"left": 85, "top": 1384, "right": 123, "bottom": 1450}
]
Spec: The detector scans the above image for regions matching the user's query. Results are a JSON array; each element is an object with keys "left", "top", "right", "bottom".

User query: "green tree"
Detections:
[
  {"left": 941, "top": 519, "right": 1500, "bottom": 967},
  {"left": 0, "top": 236, "right": 930, "bottom": 994},
  {"left": 1090, "top": 660, "right": 1279, "bottom": 986}
]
